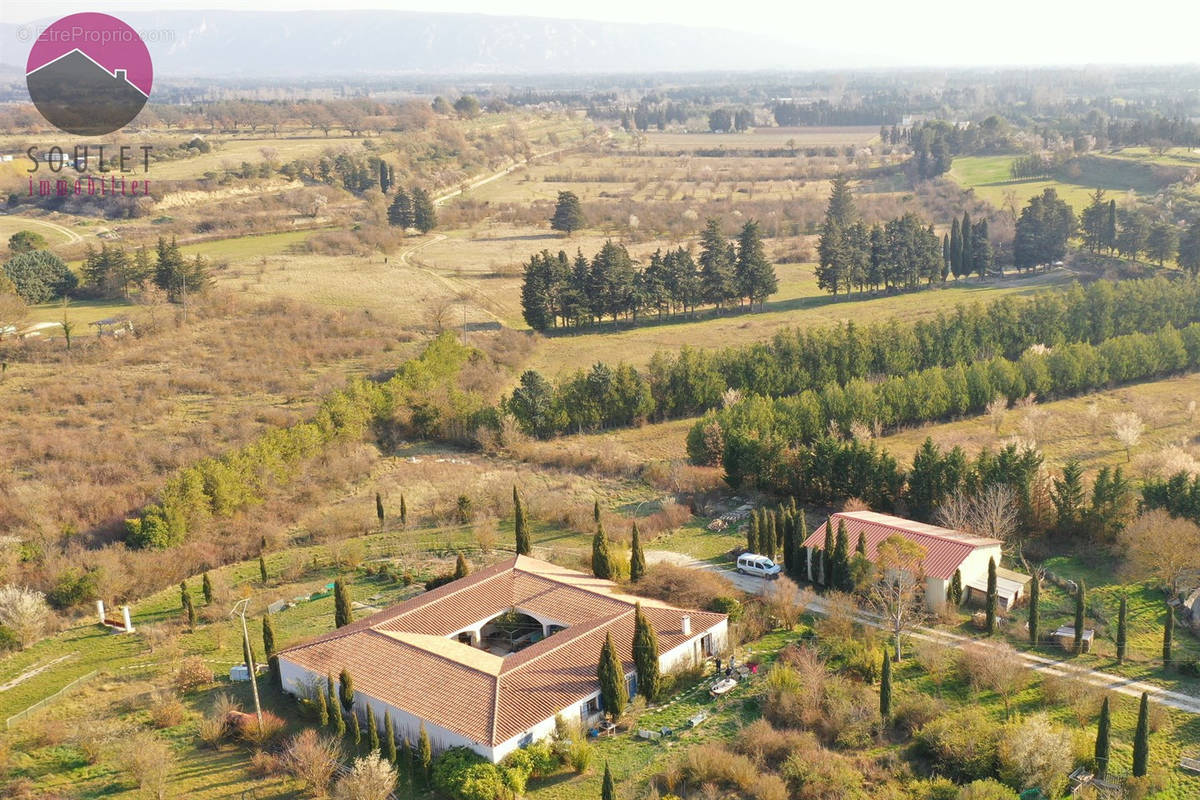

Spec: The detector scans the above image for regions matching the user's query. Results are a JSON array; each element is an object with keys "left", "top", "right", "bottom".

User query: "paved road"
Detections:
[{"left": 645, "top": 550, "right": 1200, "bottom": 714}]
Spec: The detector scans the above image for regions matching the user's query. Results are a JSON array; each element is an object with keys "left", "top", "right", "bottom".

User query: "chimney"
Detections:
[
  {"left": 115, "top": 69, "right": 126, "bottom": 82},
  {"left": 121, "top": 606, "right": 134, "bottom": 633},
  {"left": 96, "top": 600, "right": 106, "bottom": 625},
  {"left": 681, "top": 615, "right": 691, "bottom": 636}
]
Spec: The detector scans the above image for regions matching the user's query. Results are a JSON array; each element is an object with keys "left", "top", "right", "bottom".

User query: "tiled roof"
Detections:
[
  {"left": 801, "top": 510, "right": 1001, "bottom": 580},
  {"left": 279, "top": 555, "right": 724, "bottom": 746}
]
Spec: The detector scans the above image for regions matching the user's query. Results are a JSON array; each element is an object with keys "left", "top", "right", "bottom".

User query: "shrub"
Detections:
[
  {"left": 285, "top": 728, "right": 343, "bottom": 795},
  {"left": 149, "top": 691, "right": 186, "bottom": 729},
  {"left": 955, "top": 779, "right": 1020, "bottom": 800},
  {"left": 891, "top": 693, "right": 946, "bottom": 737},
  {"left": 174, "top": 656, "right": 214, "bottom": 692},
  {"left": 631, "top": 563, "right": 738, "bottom": 611},
  {"left": 250, "top": 749, "right": 285, "bottom": 777},
  {"left": 237, "top": 710, "right": 287, "bottom": 746},
  {"left": 333, "top": 752, "right": 397, "bottom": 800},
  {"left": 196, "top": 714, "right": 229, "bottom": 749},
  {"left": 119, "top": 731, "right": 175, "bottom": 800},
  {"left": 0, "top": 585, "right": 51, "bottom": 648},
  {"left": 916, "top": 708, "right": 1000, "bottom": 782},
  {"left": 3, "top": 249, "right": 78, "bottom": 303},
  {"left": 433, "top": 747, "right": 526, "bottom": 800},
  {"left": 566, "top": 738, "right": 594, "bottom": 773},
  {"left": 780, "top": 745, "right": 867, "bottom": 800},
  {"left": 997, "top": 714, "right": 1072, "bottom": 799},
  {"left": 707, "top": 595, "right": 743, "bottom": 621}
]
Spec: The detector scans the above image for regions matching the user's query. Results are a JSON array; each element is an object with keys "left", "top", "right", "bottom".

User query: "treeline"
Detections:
[
  {"left": 815, "top": 176, "right": 993, "bottom": 295},
  {"left": 81, "top": 238, "right": 210, "bottom": 301},
  {"left": 1142, "top": 471, "right": 1200, "bottom": 526},
  {"left": 773, "top": 100, "right": 905, "bottom": 127},
  {"left": 502, "top": 276, "right": 1200, "bottom": 437},
  {"left": 126, "top": 334, "right": 489, "bottom": 548},
  {"left": 1080, "top": 189, "right": 1200, "bottom": 272},
  {"left": 519, "top": 219, "right": 777, "bottom": 332},
  {"left": 686, "top": 322, "right": 1200, "bottom": 468}
]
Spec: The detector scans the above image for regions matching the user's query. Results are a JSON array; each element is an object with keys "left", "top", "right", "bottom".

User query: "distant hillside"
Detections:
[{"left": 0, "top": 10, "right": 811, "bottom": 79}]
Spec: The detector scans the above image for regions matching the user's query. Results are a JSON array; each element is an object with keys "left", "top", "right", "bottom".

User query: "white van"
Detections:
[{"left": 736, "top": 553, "right": 781, "bottom": 578}]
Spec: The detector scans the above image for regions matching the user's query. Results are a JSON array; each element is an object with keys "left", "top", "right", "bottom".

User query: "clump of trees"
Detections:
[
  {"left": 2, "top": 249, "right": 78, "bottom": 303},
  {"left": 519, "top": 218, "right": 777, "bottom": 331},
  {"left": 1013, "top": 188, "right": 1076, "bottom": 271},
  {"left": 78, "top": 237, "right": 210, "bottom": 302},
  {"left": 386, "top": 186, "right": 436, "bottom": 233}
]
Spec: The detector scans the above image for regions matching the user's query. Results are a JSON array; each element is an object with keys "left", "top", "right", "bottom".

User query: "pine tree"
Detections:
[
  {"left": 1095, "top": 696, "right": 1111, "bottom": 778},
  {"left": 400, "top": 494, "right": 407, "bottom": 526},
  {"left": 1074, "top": 580, "right": 1087, "bottom": 654},
  {"left": 387, "top": 189, "right": 413, "bottom": 228},
  {"left": 880, "top": 647, "right": 892, "bottom": 718},
  {"left": 1106, "top": 200, "right": 1118, "bottom": 254},
  {"left": 629, "top": 522, "right": 646, "bottom": 582},
  {"left": 411, "top": 187, "right": 436, "bottom": 233},
  {"left": 376, "top": 492, "right": 385, "bottom": 528},
  {"left": 262, "top": 614, "right": 279, "bottom": 690},
  {"left": 592, "top": 521, "right": 614, "bottom": 580},
  {"left": 384, "top": 712, "right": 398, "bottom": 765},
  {"left": 735, "top": 220, "right": 777, "bottom": 308},
  {"left": 1116, "top": 595, "right": 1127, "bottom": 663},
  {"left": 550, "top": 190, "right": 585, "bottom": 235},
  {"left": 201, "top": 572, "right": 213, "bottom": 604},
  {"left": 339, "top": 667, "right": 355, "bottom": 713},
  {"left": 259, "top": 554, "right": 268, "bottom": 584},
  {"left": 699, "top": 218, "right": 735, "bottom": 308},
  {"left": 1163, "top": 604, "right": 1174, "bottom": 667},
  {"left": 514, "top": 486, "right": 531, "bottom": 556},
  {"left": 985, "top": 557, "right": 998, "bottom": 634},
  {"left": 334, "top": 579, "right": 353, "bottom": 628},
  {"left": 454, "top": 553, "right": 470, "bottom": 579},
  {"left": 1029, "top": 573, "right": 1040, "bottom": 644},
  {"left": 316, "top": 685, "right": 330, "bottom": 727},
  {"left": 418, "top": 723, "right": 432, "bottom": 787},
  {"left": 602, "top": 761, "right": 615, "bottom": 800},
  {"left": 632, "top": 603, "right": 660, "bottom": 701},
  {"left": 597, "top": 632, "right": 628, "bottom": 720},
  {"left": 367, "top": 706, "right": 380, "bottom": 753},
  {"left": 1132, "top": 692, "right": 1150, "bottom": 777}
]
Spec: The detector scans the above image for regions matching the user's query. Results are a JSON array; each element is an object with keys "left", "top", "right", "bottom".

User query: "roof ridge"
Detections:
[
  {"left": 833, "top": 511, "right": 999, "bottom": 546},
  {"left": 365, "top": 629, "right": 504, "bottom": 681},
  {"left": 374, "top": 557, "right": 519, "bottom": 628}
]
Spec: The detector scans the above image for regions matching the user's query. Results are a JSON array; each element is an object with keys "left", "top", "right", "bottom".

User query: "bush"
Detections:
[
  {"left": 707, "top": 595, "right": 744, "bottom": 621},
  {"left": 333, "top": 752, "right": 397, "bottom": 800},
  {"left": 250, "top": 749, "right": 285, "bottom": 777},
  {"left": 956, "top": 779, "right": 1019, "bottom": 800},
  {"left": 891, "top": 693, "right": 946, "bottom": 737},
  {"left": 3, "top": 249, "right": 77, "bottom": 303},
  {"left": 781, "top": 745, "right": 867, "bottom": 800},
  {"left": 565, "top": 738, "right": 594, "bottom": 774},
  {"left": 916, "top": 708, "right": 999, "bottom": 782},
  {"left": 237, "top": 710, "right": 287, "bottom": 746},
  {"left": 434, "top": 747, "right": 527, "bottom": 800},
  {"left": 631, "top": 563, "right": 738, "bottom": 611},
  {"left": 174, "top": 656, "right": 214, "bottom": 692},
  {"left": 285, "top": 728, "right": 343, "bottom": 794},
  {"left": 46, "top": 568, "right": 100, "bottom": 609},
  {"left": 149, "top": 691, "right": 186, "bottom": 728}
]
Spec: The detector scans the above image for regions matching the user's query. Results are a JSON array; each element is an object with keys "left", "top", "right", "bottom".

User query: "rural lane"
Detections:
[{"left": 645, "top": 550, "right": 1200, "bottom": 715}]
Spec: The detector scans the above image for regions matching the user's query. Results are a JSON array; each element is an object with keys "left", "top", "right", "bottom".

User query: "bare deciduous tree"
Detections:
[
  {"left": 0, "top": 584, "right": 51, "bottom": 648},
  {"left": 936, "top": 484, "right": 1024, "bottom": 568},
  {"left": 763, "top": 576, "right": 809, "bottom": 630},
  {"left": 987, "top": 395, "right": 1007, "bottom": 434},
  {"left": 119, "top": 731, "right": 175, "bottom": 800},
  {"left": 286, "top": 728, "right": 344, "bottom": 797},
  {"left": 1111, "top": 412, "right": 1144, "bottom": 462},
  {"left": 959, "top": 641, "right": 1029, "bottom": 719},
  {"left": 1118, "top": 509, "right": 1200, "bottom": 595},
  {"left": 333, "top": 752, "right": 397, "bottom": 800},
  {"left": 868, "top": 535, "right": 928, "bottom": 661}
]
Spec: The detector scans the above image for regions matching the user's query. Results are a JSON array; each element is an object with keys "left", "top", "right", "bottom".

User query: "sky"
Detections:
[{"left": 3, "top": 0, "right": 1199, "bottom": 68}]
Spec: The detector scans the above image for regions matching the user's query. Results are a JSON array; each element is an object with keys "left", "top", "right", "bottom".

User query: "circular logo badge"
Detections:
[{"left": 25, "top": 13, "right": 153, "bottom": 136}]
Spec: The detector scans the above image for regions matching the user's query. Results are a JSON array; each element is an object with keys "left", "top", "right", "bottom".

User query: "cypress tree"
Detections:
[
  {"left": 351, "top": 708, "right": 361, "bottom": 749},
  {"left": 765, "top": 513, "right": 777, "bottom": 560},
  {"left": 950, "top": 568, "right": 963, "bottom": 606},
  {"left": 327, "top": 673, "right": 337, "bottom": 715},
  {"left": 594, "top": 500, "right": 601, "bottom": 525},
  {"left": 1074, "top": 580, "right": 1086, "bottom": 654},
  {"left": 1029, "top": 573, "right": 1040, "bottom": 644},
  {"left": 339, "top": 667, "right": 355, "bottom": 713},
  {"left": 960, "top": 212, "right": 973, "bottom": 276},
  {"left": 514, "top": 486, "right": 531, "bottom": 556},
  {"left": 1132, "top": 692, "right": 1150, "bottom": 777},
  {"left": 597, "top": 632, "right": 628, "bottom": 720},
  {"left": 259, "top": 554, "right": 268, "bottom": 584},
  {"left": 632, "top": 603, "right": 660, "bottom": 701},
  {"left": 454, "top": 552, "right": 470, "bottom": 579},
  {"left": 796, "top": 513, "right": 810, "bottom": 580},
  {"left": 1163, "top": 605, "right": 1174, "bottom": 667},
  {"left": 243, "top": 634, "right": 255, "bottom": 677},
  {"left": 592, "top": 521, "right": 614, "bottom": 580},
  {"left": 201, "top": 572, "right": 213, "bottom": 604},
  {"left": 855, "top": 531, "right": 867, "bottom": 558},
  {"left": 179, "top": 580, "right": 189, "bottom": 613},
  {"left": 334, "top": 700, "right": 347, "bottom": 738},
  {"left": 746, "top": 512, "right": 760, "bottom": 554},
  {"left": 950, "top": 217, "right": 962, "bottom": 277},
  {"left": 262, "top": 614, "right": 279, "bottom": 689},
  {"left": 400, "top": 494, "right": 407, "bottom": 526},
  {"left": 182, "top": 584, "right": 196, "bottom": 628},
  {"left": 1095, "top": 696, "right": 1111, "bottom": 778},
  {"left": 418, "top": 723, "right": 432, "bottom": 786},
  {"left": 316, "top": 685, "right": 330, "bottom": 727},
  {"left": 367, "top": 706, "right": 380, "bottom": 753},
  {"left": 630, "top": 522, "right": 646, "bottom": 582},
  {"left": 601, "top": 761, "right": 615, "bottom": 800},
  {"left": 334, "top": 579, "right": 352, "bottom": 628},
  {"left": 822, "top": 518, "right": 835, "bottom": 586},
  {"left": 376, "top": 492, "right": 385, "bottom": 528},
  {"left": 384, "top": 712, "right": 398, "bottom": 765},
  {"left": 832, "top": 520, "right": 850, "bottom": 591},
  {"left": 1116, "top": 595, "right": 1128, "bottom": 663},
  {"left": 782, "top": 513, "right": 794, "bottom": 573},
  {"left": 986, "top": 557, "right": 998, "bottom": 634}
]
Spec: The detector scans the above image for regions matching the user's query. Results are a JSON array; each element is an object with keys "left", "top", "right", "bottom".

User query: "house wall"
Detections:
[
  {"left": 926, "top": 576, "right": 950, "bottom": 610},
  {"left": 956, "top": 544, "right": 1003, "bottom": 590}
]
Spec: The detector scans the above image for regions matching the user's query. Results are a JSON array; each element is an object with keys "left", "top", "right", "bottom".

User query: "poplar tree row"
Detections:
[{"left": 520, "top": 218, "right": 778, "bottom": 332}]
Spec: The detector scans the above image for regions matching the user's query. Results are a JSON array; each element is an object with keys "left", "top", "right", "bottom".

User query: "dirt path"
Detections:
[
  {"left": 649, "top": 551, "right": 1200, "bottom": 715},
  {"left": 4, "top": 215, "right": 83, "bottom": 245}
]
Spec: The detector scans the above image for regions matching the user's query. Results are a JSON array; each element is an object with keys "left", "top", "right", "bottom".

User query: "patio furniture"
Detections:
[
  {"left": 710, "top": 677, "right": 737, "bottom": 697},
  {"left": 687, "top": 711, "right": 710, "bottom": 728}
]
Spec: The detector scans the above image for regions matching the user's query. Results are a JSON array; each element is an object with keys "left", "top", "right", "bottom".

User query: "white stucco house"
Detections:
[
  {"left": 277, "top": 555, "right": 727, "bottom": 763},
  {"left": 801, "top": 510, "right": 1028, "bottom": 611}
]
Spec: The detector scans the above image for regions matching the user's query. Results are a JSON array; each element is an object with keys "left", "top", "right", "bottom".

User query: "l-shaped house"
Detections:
[
  {"left": 801, "top": 510, "right": 1029, "bottom": 611},
  {"left": 277, "top": 555, "right": 727, "bottom": 763}
]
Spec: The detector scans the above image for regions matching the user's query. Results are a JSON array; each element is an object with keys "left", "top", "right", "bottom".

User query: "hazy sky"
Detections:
[{"left": 4, "top": 0, "right": 1199, "bottom": 68}]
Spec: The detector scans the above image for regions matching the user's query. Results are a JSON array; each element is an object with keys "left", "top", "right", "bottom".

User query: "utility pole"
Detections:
[{"left": 231, "top": 598, "right": 264, "bottom": 730}]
